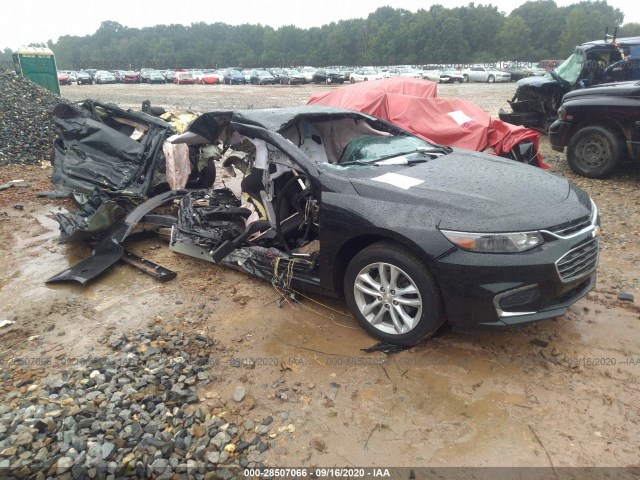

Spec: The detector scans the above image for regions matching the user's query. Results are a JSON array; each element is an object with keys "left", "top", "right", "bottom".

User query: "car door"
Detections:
[{"left": 470, "top": 67, "right": 485, "bottom": 82}]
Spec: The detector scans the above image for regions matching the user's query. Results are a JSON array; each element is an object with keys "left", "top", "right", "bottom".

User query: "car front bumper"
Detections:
[
  {"left": 548, "top": 119, "right": 572, "bottom": 152},
  {"left": 433, "top": 224, "right": 599, "bottom": 328}
]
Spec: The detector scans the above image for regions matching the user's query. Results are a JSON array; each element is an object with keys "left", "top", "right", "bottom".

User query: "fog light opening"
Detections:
[{"left": 494, "top": 284, "right": 540, "bottom": 317}]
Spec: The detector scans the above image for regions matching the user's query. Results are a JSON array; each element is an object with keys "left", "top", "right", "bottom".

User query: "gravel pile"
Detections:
[
  {"left": 0, "top": 71, "right": 63, "bottom": 167},
  {"left": 0, "top": 326, "right": 273, "bottom": 479}
]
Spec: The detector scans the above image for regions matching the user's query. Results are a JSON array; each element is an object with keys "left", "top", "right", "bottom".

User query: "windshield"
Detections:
[
  {"left": 337, "top": 135, "right": 442, "bottom": 166},
  {"left": 553, "top": 51, "right": 584, "bottom": 84}
]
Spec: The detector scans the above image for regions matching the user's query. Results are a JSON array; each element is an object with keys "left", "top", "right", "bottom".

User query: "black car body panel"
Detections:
[
  {"left": 500, "top": 36, "right": 640, "bottom": 131},
  {"left": 50, "top": 100, "right": 173, "bottom": 241},
  {"left": 51, "top": 101, "right": 171, "bottom": 196}
]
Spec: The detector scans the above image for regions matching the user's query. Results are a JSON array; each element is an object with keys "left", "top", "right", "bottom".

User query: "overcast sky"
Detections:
[{"left": 2, "top": 0, "right": 639, "bottom": 50}]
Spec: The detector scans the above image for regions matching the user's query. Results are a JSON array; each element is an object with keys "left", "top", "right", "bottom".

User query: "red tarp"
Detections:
[{"left": 308, "top": 77, "right": 547, "bottom": 168}]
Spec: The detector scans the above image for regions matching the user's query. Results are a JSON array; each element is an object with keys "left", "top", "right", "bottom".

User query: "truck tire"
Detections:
[{"left": 567, "top": 125, "right": 624, "bottom": 178}]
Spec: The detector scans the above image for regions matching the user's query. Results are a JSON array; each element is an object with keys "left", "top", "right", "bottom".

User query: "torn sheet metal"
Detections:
[
  {"left": 47, "top": 190, "right": 187, "bottom": 285},
  {"left": 172, "top": 189, "right": 248, "bottom": 252},
  {"left": 51, "top": 100, "right": 171, "bottom": 196},
  {"left": 50, "top": 100, "right": 174, "bottom": 241}
]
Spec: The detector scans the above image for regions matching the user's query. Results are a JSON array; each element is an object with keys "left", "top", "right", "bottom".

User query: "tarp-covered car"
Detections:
[
  {"left": 308, "top": 77, "right": 546, "bottom": 167},
  {"left": 50, "top": 105, "right": 599, "bottom": 346}
]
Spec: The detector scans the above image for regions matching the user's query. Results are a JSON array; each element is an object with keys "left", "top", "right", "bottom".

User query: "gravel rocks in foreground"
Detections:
[
  {"left": 0, "top": 326, "right": 274, "bottom": 479},
  {"left": 0, "top": 71, "right": 64, "bottom": 167}
]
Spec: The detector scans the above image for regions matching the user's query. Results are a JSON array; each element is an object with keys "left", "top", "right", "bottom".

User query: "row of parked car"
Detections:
[{"left": 57, "top": 61, "right": 561, "bottom": 87}]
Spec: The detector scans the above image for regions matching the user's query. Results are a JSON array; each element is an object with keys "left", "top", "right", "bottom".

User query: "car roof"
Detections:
[
  {"left": 188, "top": 106, "right": 378, "bottom": 141},
  {"left": 580, "top": 36, "right": 640, "bottom": 47}
]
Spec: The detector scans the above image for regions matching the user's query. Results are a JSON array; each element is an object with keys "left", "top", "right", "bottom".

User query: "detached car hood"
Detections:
[{"left": 348, "top": 151, "right": 590, "bottom": 232}]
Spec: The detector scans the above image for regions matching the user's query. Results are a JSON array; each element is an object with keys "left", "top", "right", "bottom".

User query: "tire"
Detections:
[
  {"left": 567, "top": 125, "right": 624, "bottom": 178},
  {"left": 364, "top": 77, "right": 368, "bottom": 81},
  {"left": 350, "top": 77, "right": 355, "bottom": 84},
  {"left": 326, "top": 77, "right": 332, "bottom": 84},
  {"left": 463, "top": 74, "right": 469, "bottom": 83},
  {"left": 344, "top": 242, "right": 444, "bottom": 346},
  {"left": 487, "top": 75, "right": 495, "bottom": 83}
]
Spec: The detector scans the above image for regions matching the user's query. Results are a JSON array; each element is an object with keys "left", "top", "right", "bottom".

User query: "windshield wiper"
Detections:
[
  {"left": 339, "top": 146, "right": 448, "bottom": 167},
  {"left": 337, "top": 159, "right": 380, "bottom": 167}
]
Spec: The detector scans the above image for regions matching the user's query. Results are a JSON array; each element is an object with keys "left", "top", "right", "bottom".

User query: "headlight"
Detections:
[
  {"left": 440, "top": 230, "right": 544, "bottom": 253},
  {"left": 557, "top": 106, "right": 572, "bottom": 121}
]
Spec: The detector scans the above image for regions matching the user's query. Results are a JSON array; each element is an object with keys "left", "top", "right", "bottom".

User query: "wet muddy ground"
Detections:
[{"left": 1, "top": 83, "right": 639, "bottom": 470}]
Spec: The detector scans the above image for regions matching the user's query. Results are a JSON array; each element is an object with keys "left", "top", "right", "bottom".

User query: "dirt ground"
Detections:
[{"left": 1, "top": 83, "right": 639, "bottom": 471}]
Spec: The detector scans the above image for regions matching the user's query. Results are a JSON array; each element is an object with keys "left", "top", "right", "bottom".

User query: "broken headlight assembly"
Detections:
[{"left": 440, "top": 230, "right": 544, "bottom": 253}]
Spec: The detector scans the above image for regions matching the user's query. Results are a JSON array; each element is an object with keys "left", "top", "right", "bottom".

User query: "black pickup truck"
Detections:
[{"left": 548, "top": 80, "right": 640, "bottom": 178}]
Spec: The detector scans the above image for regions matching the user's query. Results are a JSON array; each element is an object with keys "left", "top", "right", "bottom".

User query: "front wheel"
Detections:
[
  {"left": 463, "top": 74, "right": 469, "bottom": 83},
  {"left": 344, "top": 242, "right": 444, "bottom": 346},
  {"left": 567, "top": 125, "right": 624, "bottom": 178}
]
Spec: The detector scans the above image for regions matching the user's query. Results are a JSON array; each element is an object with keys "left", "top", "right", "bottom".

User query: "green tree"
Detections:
[
  {"left": 559, "top": 2, "right": 624, "bottom": 56},
  {"left": 510, "top": 0, "right": 566, "bottom": 58},
  {"left": 618, "top": 23, "right": 640, "bottom": 37},
  {"left": 496, "top": 16, "right": 533, "bottom": 60}
]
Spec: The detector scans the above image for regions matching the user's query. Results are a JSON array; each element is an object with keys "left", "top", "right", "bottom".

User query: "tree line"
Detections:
[{"left": 2, "top": 1, "right": 640, "bottom": 70}]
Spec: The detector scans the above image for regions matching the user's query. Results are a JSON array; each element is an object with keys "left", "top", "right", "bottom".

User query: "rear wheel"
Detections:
[
  {"left": 344, "top": 242, "right": 444, "bottom": 346},
  {"left": 567, "top": 125, "right": 624, "bottom": 178},
  {"left": 487, "top": 75, "right": 495, "bottom": 83},
  {"left": 463, "top": 74, "right": 469, "bottom": 83}
]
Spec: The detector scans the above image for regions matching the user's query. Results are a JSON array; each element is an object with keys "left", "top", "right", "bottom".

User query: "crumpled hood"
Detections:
[
  {"left": 348, "top": 151, "right": 591, "bottom": 232},
  {"left": 516, "top": 74, "right": 557, "bottom": 88}
]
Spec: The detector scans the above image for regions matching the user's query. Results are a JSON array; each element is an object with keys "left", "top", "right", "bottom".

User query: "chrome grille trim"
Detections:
[
  {"left": 541, "top": 200, "right": 598, "bottom": 240},
  {"left": 555, "top": 237, "right": 599, "bottom": 283}
]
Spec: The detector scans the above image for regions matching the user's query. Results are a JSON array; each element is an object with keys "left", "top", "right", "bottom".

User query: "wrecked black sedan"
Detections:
[
  {"left": 500, "top": 36, "right": 640, "bottom": 132},
  {"left": 50, "top": 106, "right": 600, "bottom": 346}
]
